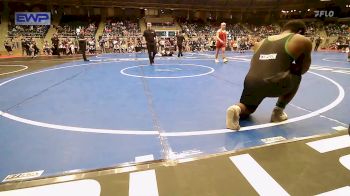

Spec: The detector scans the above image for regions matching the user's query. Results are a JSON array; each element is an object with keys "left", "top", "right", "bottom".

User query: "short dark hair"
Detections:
[{"left": 282, "top": 20, "right": 307, "bottom": 35}]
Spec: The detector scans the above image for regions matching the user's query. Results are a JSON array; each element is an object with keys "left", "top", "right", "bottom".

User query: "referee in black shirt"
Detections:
[
  {"left": 176, "top": 31, "right": 185, "bottom": 57},
  {"left": 143, "top": 22, "right": 157, "bottom": 65},
  {"left": 78, "top": 30, "right": 89, "bottom": 61}
]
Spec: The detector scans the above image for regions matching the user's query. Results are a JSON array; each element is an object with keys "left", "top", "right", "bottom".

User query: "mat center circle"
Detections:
[{"left": 120, "top": 64, "right": 215, "bottom": 79}]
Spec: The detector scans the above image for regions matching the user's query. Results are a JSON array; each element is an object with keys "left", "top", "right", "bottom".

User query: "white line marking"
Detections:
[
  {"left": 162, "top": 71, "right": 345, "bottom": 136},
  {"left": 0, "top": 62, "right": 345, "bottom": 136},
  {"left": 332, "top": 70, "right": 350, "bottom": 74},
  {"left": 0, "top": 65, "right": 28, "bottom": 76},
  {"left": 120, "top": 64, "right": 215, "bottom": 79},
  {"left": 316, "top": 186, "right": 350, "bottom": 196},
  {"left": 314, "top": 68, "right": 334, "bottom": 71},
  {"left": 135, "top": 154, "right": 155, "bottom": 163},
  {"left": 1, "top": 112, "right": 158, "bottom": 135},
  {"left": 290, "top": 104, "right": 348, "bottom": 126},
  {"left": 227, "top": 57, "right": 251, "bottom": 62},
  {"left": 230, "top": 154, "right": 290, "bottom": 196},
  {"left": 129, "top": 170, "right": 159, "bottom": 196},
  {"left": 322, "top": 58, "right": 348, "bottom": 63},
  {"left": 306, "top": 135, "right": 350, "bottom": 153},
  {"left": 0, "top": 179, "right": 101, "bottom": 196},
  {"left": 313, "top": 64, "right": 350, "bottom": 70},
  {"left": 0, "top": 56, "right": 82, "bottom": 63},
  {"left": 340, "top": 155, "right": 350, "bottom": 171},
  {"left": 88, "top": 59, "right": 102, "bottom": 62},
  {"left": 332, "top": 126, "right": 348, "bottom": 131}
]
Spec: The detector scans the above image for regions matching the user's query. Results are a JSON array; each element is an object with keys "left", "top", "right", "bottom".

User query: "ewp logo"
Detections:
[{"left": 15, "top": 12, "right": 51, "bottom": 25}]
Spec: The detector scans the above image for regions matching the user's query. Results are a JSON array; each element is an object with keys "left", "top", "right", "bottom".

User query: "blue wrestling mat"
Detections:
[{"left": 0, "top": 51, "right": 349, "bottom": 180}]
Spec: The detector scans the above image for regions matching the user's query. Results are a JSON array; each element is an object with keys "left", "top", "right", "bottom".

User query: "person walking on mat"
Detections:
[{"left": 143, "top": 22, "right": 157, "bottom": 65}]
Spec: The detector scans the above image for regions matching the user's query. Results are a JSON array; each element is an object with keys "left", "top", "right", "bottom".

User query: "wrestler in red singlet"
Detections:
[
  {"left": 215, "top": 22, "right": 228, "bottom": 63},
  {"left": 216, "top": 30, "right": 227, "bottom": 49}
]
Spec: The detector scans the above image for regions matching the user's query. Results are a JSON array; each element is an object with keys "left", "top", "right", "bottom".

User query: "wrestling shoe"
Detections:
[
  {"left": 226, "top": 105, "right": 241, "bottom": 131},
  {"left": 271, "top": 107, "right": 288, "bottom": 122},
  {"left": 215, "top": 59, "right": 219, "bottom": 63},
  {"left": 223, "top": 58, "right": 228, "bottom": 63}
]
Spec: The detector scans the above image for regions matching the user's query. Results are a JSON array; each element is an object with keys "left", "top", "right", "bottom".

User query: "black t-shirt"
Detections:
[
  {"left": 78, "top": 34, "right": 87, "bottom": 50},
  {"left": 176, "top": 34, "right": 185, "bottom": 46},
  {"left": 51, "top": 37, "right": 59, "bottom": 46},
  {"left": 143, "top": 29, "right": 156, "bottom": 45},
  {"left": 316, "top": 38, "right": 321, "bottom": 44}
]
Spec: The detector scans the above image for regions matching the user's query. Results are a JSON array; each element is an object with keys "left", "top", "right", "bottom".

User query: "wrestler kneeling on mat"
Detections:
[
  {"left": 215, "top": 22, "right": 228, "bottom": 63},
  {"left": 226, "top": 20, "right": 312, "bottom": 130}
]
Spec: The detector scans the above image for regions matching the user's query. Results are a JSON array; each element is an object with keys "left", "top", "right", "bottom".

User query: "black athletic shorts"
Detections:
[{"left": 240, "top": 73, "right": 301, "bottom": 113}]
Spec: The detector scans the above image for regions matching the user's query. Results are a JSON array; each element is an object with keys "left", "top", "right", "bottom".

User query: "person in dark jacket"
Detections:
[
  {"left": 143, "top": 23, "right": 157, "bottom": 65},
  {"left": 78, "top": 30, "right": 89, "bottom": 61}
]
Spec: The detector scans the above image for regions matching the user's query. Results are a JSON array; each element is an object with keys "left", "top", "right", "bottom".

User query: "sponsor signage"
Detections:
[{"left": 15, "top": 12, "right": 51, "bottom": 25}]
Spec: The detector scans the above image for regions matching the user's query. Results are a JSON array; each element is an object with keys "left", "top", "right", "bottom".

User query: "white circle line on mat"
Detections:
[
  {"left": 120, "top": 64, "right": 215, "bottom": 79},
  {"left": 0, "top": 59, "right": 344, "bottom": 136},
  {"left": 0, "top": 65, "right": 28, "bottom": 76}
]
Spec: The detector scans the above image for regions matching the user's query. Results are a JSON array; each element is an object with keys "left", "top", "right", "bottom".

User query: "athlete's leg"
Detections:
[
  {"left": 215, "top": 47, "right": 220, "bottom": 62},
  {"left": 226, "top": 83, "right": 264, "bottom": 130},
  {"left": 221, "top": 47, "right": 226, "bottom": 59},
  {"left": 222, "top": 47, "right": 228, "bottom": 63},
  {"left": 271, "top": 75, "right": 302, "bottom": 122},
  {"left": 147, "top": 45, "right": 153, "bottom": 64},
  {"left": 152, "top": 45, "right": 157, "bottom": 64}
]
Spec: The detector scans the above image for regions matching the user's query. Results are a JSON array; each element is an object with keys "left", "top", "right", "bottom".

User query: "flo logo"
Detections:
[{"left": 314, "top": 10, "right": 334, "bottom": 18}]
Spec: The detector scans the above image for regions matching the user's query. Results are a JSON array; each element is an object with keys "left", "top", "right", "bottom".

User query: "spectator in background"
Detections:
[
  {"left": 314, "top": 37, "right": 322, "bottom": 51},
  {"left": 31, "top": 41, "right": 40, "bottom": 58},
  {"left": 21, "top": 38, "right": 27, "bottom": 56},
  {"left": 99, "top": 36, "right": 106, "bottom": 53},
  {"left": 4, "top": 40, "right": 13, "bottom": 55},
  {"left": 51, "top": 34, "right": 60, "bottom": 56},
  {"left": 43, "top": 41, "right": 52, "bottom": 55}
]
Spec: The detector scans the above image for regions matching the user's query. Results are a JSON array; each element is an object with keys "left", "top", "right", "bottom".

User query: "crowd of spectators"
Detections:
[
  {"left": 103, "top": 18, "right": 141, "bottom": 37},
  {"left": 8, "top": 25, "right": 49, "bottom": 38},
  {"left": 55, "top": 15, "right": 99, "bottom": 38},
  {"left": 325, "top": 23, "right": 350, "bottom": 37},
  {"left": 5, "top": 16, "right": 350, "bottom": 55},
  {"left": 98, "top": 18, "right": 143, "bottom": 53},
  {"left": 248, "top": 24, "right": 280, "bottom": 37},
  {"left": 55, "top": 22, "right": 97, "bottom": 38},
  {"left": 43, "top": 36, "right": 97, "bottom": 56},
  {"left": 98, "top": 36, "right": 142, "bottom": 53}
]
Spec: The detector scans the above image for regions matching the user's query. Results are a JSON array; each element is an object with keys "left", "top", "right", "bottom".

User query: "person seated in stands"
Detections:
[
  {"left": 4, "top": 40, "right": 13, "bottom": 55},
  {"left": 99, "top": 37, "right": 106, "bottom": 53},
  {"left": 88, "top": 39, "right": 96, "bottom": 54},
  {"left": 43, "top": 41, "right": 52, "bottom": 55},
  {"left": 32, "top": 41, "right": 40, "bottom": 58},
  {"left": 113, "top": 39, "right": 119, "bottom": 53},
  {"left": 161, "top": 47, "right": 173, "bottom": 57},
  {"left": 58, "top": 42, "right": 65, "bottom": 56},
  {"left": 121, "top": 40, "right": 128, "bottom": 53},
  {"left": 70, "top": 40, "right": 76, "bottom": 55},
  {"left": 24, "top": 39, "right": 31, "bottom": 56}
]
